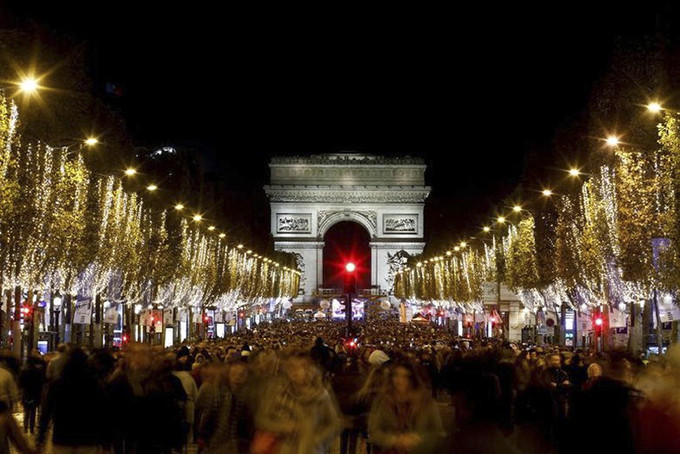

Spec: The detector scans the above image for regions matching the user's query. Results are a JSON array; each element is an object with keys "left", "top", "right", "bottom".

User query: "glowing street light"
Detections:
[
  {"left": 345, "top": 262, "right": 356, "bottom": 272},
  {"left": 174, "top": 204, "right": 184, "bottom": 211},
  {"left": 237, "top": 244, "right": 244, "bottom": 249},
  {"left": 18, "top": 77, "right": 39, "bottom": 94},
  {"left": 497, "top": 216, "right": 506, "bottom": 224},
  {"left": 192, "top": 214, "right": 203, "bottom": 222},
  {"left": 513, "top": 205, "right": 522, "bottom": 213},
  {"left": 542, "top": 189, "right": 553, "bottom": 197},
  {"left": 483, "top": 226, "right": 491, "bottom": 233},
  {"left": 124, "top": 168, "right": 137, "bottom": 176},
  {"left": 208, "top": 226, "right": 216, "bottom": 231},
  {"left": 605, "top": 135, "right": 620, "bottom": 147},
  {"left": 84, "top": 137, "right": 99, "bottom": 146},
  {"left": 454, "top": 246, "right": 461, "bottom": 252},
  {"left": 146, "top": 184, "right": 158, "bottom": 192},
  {"left": 219, "top": 233, "right": 226, "bottom": 239},
  {"left": 568, "top": 168, "right": 581, "bottom": 177},
  {"left": 647, "top": 102, "right": 662, "bottom": 113},
  {"left": 460, "top": 241, "right": 467, "bottom": 248}
]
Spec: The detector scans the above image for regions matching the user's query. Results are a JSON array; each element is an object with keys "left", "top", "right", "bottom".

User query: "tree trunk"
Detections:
[
  {"left": 3, "top": 288, "right": 10, "bottom": 349},
  {"left": 92, "top": 293, "right": 102, "bottom": 349},
  {"left": 628, "top": 301, "right": 643, "bottom": 354},
  {"left": 553, "top": 305, "right": 563, "bottom": 347},
  {"left": 12, "top": 286, "right": 21, "bottom": 358}
]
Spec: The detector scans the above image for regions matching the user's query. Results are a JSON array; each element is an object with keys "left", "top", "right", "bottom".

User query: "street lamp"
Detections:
[
  {"left": 84, "top": 137, "right": 99, "bottom": 147},
  {"left": 18, "top": 77, "right": 39, "bottom": 94},
  {"left": 124, "top": 168, "right": 137, "bottom": 176},
  {"left": 605, "top": 135, "right": 620, "bottom": 147},
  {"left": 52, "top": 293, "right": 62, "bottom": 347},
  {"left": 542, "top": 189, "right": 553, "bottom": 197},
  {"left": 647, "top": 102, "right": 662, "bottom": 113},
  {"left": 568, "top": 168, "right": 581, "bottom": 177},
  {"left": 146, "top": 184, "right": 158, "bottom": 192}
]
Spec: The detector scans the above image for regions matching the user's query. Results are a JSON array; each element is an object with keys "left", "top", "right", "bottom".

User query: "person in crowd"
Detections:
[
  {"left": 256, "top": 350, "right": 341, "bottom": 453},
  {"left": 564, "top": 353, "right": 587, "bottom": 392},
  {"left": 198, "top": 359, "right": 254, "bottom": 453},
  {"left": 567, "top": 357, "right": 640, "bottom": 454},
  {"left": 541, "top": 352, "right": 571, "bottom": 444},
  {"left": 417, "top": 348, "right": 440, "bottom": 397},
  {"left": 38, "top": 347, "right": 110, "bottom": 453},
  {"left": 354, "top": 364, "right": 389, "bottom": 453},
  {"left": 173, "top": 352, "right": 199, "bottom": 445},
  {"left": 0, "top": 353, "right": 18, "bottom": 410},
  {"left": 583, "top": 362, "right": 603, "bottom": 391},
  {"left": 18, "top": 354, "right": 45, "bottom": 434},
  {"left": 45, "top": 344, "right": 68, "bottom": 383},
  {"left": 0, "top": 400, "right": 35, "bottom": 454},
  {"left": 368, "top": 362, "right": 444, "bottom": 453},
  {"left": 513, "top": 349, "right": 532, "bottom": 421},
  {"left": 311, "top": 337, "right": 336, "bottom": 376},
  {"left": 108, "top": 345, "right": 186, "bottom": 454}
]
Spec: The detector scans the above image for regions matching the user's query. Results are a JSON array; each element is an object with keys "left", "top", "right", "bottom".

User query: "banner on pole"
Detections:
[
  {"left": 104, "top": 304, "right": 119, "bottom": 324},
  {"left": 163, "top": 309, "right": 174, "bottom": 325},
  {"left": 73, "top": 299, "right": 92, "bottom": 325}
]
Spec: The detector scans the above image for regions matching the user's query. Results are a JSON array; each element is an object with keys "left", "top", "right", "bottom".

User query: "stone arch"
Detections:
[{"left": 318, "top": 211, "right": 376, "bottom": 239}]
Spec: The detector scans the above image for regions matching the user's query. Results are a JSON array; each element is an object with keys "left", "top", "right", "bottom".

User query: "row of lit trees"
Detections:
[
  {"left": 0, "top": 89, "right": 300, "bottom": 339},
  {"left": 395, "top": 102, "right": 680, "bottom": 341}
]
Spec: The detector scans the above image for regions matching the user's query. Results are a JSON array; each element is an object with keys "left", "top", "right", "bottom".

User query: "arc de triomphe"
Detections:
[{"left": 264, "top": 153, "right": 430, "bottom": 300}]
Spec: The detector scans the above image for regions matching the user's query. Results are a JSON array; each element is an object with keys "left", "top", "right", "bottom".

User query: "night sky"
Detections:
[{"left": 2, "top": 3, "right": 675, "bottom": 249}]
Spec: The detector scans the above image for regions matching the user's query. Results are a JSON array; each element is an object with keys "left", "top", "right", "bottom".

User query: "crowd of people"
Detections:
[{"left": 0, "top": 319, "right": 676, "bottom": 453}]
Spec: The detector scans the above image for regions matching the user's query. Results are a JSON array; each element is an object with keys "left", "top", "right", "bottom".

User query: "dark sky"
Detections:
[{"left": 3, "top": 2, "right": 673, "bottom": 247}]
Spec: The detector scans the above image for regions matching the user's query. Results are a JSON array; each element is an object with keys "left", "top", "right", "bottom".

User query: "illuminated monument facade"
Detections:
[{"left": 264, "top": 153, "right": 430, "bottom": 300}]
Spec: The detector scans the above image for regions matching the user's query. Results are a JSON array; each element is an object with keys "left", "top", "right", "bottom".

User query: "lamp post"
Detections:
[{"left": 53, "top": 295, "right": 62, "bottom": 348}]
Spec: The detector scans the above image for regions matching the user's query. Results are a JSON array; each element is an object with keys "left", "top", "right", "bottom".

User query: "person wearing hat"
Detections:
[{"left": 368, "top": 350, "right": 390, "bottom": 367}]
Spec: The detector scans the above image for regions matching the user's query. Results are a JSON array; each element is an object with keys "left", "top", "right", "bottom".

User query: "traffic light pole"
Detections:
[{"left": 344, "top": 262, "right": 356, "bottom": 338}]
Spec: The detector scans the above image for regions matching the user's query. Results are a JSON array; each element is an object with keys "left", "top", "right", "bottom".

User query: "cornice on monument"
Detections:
[
  {"left": 264, "top": 185, "right": 431, "bottom": 203},
  {"left": 270, "top": 154, "right": 425, "bottom": 166}
]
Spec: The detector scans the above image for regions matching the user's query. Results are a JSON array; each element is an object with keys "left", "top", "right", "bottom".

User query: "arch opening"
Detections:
[{"left": 323, "top": 221, "right": 371, "bottom": 292}]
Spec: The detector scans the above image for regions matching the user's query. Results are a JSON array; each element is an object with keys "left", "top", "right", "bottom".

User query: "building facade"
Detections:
[{"left": 264, "top": 153, "right": 430, "bottom": 300}]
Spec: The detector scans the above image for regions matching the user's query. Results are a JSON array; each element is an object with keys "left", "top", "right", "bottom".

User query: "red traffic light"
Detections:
[
  {"left": 345, "top": 262, "right": 356, "bottom": 273},
  {"left": 595, "top": 317, "right": 603, "bottom": 326}
]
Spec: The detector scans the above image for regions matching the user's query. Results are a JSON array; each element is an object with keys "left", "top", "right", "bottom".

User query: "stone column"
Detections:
[
  {"left": 315, "top": 243, "right": 324, "bottom": 293},
  {"left": 371, "top": 244, "right": 379, "bottom": 288}
]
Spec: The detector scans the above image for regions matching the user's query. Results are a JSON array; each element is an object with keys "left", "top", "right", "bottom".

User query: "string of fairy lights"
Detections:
[
  {"left": 394, "top": 100, "right": 676, "bottom": 314},
  {"left": 0, "top": 77, "right": 300, "bottom": 316}
]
